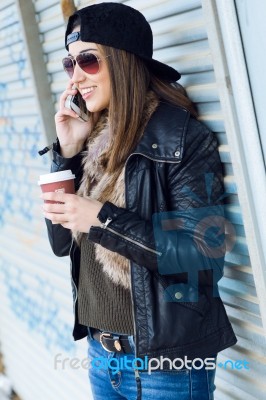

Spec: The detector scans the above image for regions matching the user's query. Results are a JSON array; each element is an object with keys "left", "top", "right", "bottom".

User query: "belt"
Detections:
[{"left": 91, "top": 328, "right": 133, "bottom": 354}]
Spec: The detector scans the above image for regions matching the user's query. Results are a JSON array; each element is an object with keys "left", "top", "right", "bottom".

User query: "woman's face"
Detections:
[{"left": 68, "top": 35, "right": 111, "bottom": 112}]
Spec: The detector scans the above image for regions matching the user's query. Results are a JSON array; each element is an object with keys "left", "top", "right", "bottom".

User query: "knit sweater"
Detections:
[{"left": 78, "top": 234, "right": 134, "bottom": 334}]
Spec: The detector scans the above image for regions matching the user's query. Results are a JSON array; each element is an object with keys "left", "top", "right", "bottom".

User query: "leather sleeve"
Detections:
[
  {"left": 89, "top": 118, "right": 225, "bottom": 284},
  {"left": 44, "top": 141, "right": 84, "bottom": 257}
]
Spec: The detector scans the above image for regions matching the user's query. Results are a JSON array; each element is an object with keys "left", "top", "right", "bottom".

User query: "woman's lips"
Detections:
[{"left": 81, "top": 87, "right": 96, "bottom": 100}]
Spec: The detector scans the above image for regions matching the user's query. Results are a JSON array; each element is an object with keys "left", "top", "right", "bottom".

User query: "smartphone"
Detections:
[{"left": 65, "top": 92, "right": 90, "bottom": 122}]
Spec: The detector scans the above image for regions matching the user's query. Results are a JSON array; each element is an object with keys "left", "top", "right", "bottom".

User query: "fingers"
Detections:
[
  {"left": 43, "top": 202, "right": 66, "bottom": 213},
  {"left": 55, "top": 106, "right": 79, "bottom": 122},
  {"left": 41, "top": 194, "right": 100, "bottom": 232},
  {"left": 41, "top": 193, "right": 71, "bottom": 225},
  {"left": 59, "top": 87, "right": 76, "bottom": 108},
  {"left": 60, "top": 222, "right": 72, "bottom": 229},
  {"left": 40, "top": 192, "right": 74, "bottom": 204},
  {"left": 44, "top": 211, "right": 68, "bottom": 225},
  {"left": 43, "top": 207, "right": 75, "bottom": 228},
  {"left": 41, "top": 193, "right": 77, "bottom": 225},
  {"left": 57, "top": 83, "right": 80, "bottom": 119}
]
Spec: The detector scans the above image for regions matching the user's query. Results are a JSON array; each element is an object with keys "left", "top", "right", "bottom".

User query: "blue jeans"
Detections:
[{"left": 87, "top": 334, "right": 216, "bottom": 400}]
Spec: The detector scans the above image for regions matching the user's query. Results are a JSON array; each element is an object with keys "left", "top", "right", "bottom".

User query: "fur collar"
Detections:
[{"left": 73, "top": 91, "right": 159, "bottom": 289}]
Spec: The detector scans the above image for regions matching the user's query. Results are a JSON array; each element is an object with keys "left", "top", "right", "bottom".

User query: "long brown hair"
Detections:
[{"left": 98, "top": 44, "right": 197, "bottom": 173}]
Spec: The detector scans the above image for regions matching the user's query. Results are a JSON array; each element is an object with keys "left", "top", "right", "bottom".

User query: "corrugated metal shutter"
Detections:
[
  {"left": 1, "top": 0, "right": 265, "bottom": 399},
  {"left": 0, "top": 1, "right": 90, "bottom": 400}
]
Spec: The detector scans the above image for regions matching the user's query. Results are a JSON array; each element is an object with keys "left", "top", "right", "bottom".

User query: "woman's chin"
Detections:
[{"left": 86, "top": 104, "right": 109, "bottom": 113}]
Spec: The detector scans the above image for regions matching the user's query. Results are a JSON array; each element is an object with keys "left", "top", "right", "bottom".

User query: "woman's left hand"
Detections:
[{"left": 41, "top": 192, "right": 103, "bottom": 232}]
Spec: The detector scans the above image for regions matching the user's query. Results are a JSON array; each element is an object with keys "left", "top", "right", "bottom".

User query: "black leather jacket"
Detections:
[{"left": 45, "top": 102, "right": 237, "bottom": 365}]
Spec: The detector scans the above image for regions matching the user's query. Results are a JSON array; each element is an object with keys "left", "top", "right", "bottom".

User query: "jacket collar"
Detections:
[{"left": 133, "top": 101, "right": 190, "bottom": 163}]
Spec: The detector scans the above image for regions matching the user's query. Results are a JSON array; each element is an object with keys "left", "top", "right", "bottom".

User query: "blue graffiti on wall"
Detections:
[
  {"left": 0, "top": 23, "right": 49, "bottom": 228},
  {"left": 0, "top": 108, "right": 46, "bottom": 226},
  {"left": 0, "top": 258, "right": 75, "bottom": 354},
  {"left": 0, "top": 8, "right": 75, "bottom": 356}
]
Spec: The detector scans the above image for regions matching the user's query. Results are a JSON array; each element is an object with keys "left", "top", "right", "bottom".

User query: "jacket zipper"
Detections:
[
  {"left": 126, "top": 152, "right": 182, "bottom": 164},
  {"left": 100, "top": 217, "right": 112, "bottom": 229},
  {"left": 70, "top": 239, "right": 78, "bottom": 308},
  {"left": 102, "top": 222, "right": 161, "bottom": 360},
  {"left": 101, "top": 219, "right": 162, "bottom": 256}
]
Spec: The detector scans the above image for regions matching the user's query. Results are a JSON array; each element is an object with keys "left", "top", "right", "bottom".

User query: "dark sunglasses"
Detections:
[{"left": 62, "top": 52, "right": 110, "bottom": 78}]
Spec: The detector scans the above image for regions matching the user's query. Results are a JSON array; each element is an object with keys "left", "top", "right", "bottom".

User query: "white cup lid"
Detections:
[{"left": 38, "top": 170, "right": 75, "bottom": 185}]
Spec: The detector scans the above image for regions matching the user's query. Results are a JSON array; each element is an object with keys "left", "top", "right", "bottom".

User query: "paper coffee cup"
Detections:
[{"left": 38, "top": 170, "right": 75, "bottom": 203}]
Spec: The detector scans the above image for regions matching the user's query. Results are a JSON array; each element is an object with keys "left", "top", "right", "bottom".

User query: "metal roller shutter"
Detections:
[{"left": 0, "top": 1, "right": 90, "bottom": 400}]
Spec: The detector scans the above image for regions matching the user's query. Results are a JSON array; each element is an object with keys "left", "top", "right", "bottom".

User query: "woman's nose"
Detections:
[{"left": 71, "top": 62, "right": 86, "bottom": 84}]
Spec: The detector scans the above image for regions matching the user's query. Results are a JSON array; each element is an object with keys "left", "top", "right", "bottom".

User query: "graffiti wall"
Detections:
[{"left": 0, "top": 2, "right": 91, "bottom": 399}]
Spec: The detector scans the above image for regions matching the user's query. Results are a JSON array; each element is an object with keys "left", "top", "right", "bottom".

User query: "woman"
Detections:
[{"left": 41, "top": 3, "right": 237, "bottom": 399}]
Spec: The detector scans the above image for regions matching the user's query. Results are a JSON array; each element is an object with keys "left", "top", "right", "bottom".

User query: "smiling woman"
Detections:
[{"left": 41, "top": 2, "right": 237, "bottom": 399}]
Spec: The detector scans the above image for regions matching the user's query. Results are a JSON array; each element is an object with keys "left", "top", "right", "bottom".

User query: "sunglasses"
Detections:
[{"left": 62, "top": 52, "right": 110, "bottom": 78}]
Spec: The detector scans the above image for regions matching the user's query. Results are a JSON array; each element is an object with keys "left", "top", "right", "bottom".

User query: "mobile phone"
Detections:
[{"left": 65, "top": 93, "right": 90, "bottom": 122}]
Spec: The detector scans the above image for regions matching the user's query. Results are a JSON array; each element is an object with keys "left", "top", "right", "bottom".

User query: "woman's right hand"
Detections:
[{"left": 55, "top": 82, "right": 99, "bottom": 158}]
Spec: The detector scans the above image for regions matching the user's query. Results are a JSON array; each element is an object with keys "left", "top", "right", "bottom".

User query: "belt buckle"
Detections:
[
  {"left": 99, "top": 332, "right": 122, "bottom": 352},
  {"left": 99, "top": 332, "right": 112, "bottom": 352}
]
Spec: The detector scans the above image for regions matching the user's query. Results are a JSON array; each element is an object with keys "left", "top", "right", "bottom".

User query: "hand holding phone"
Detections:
[{"left": 55, "top": 85, "right": 96, "bottom": 158}]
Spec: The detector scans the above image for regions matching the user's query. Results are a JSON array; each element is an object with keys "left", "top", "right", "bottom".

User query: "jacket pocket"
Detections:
[{"left": 156, "top": 273, "right": 210, "bottom": 316}]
